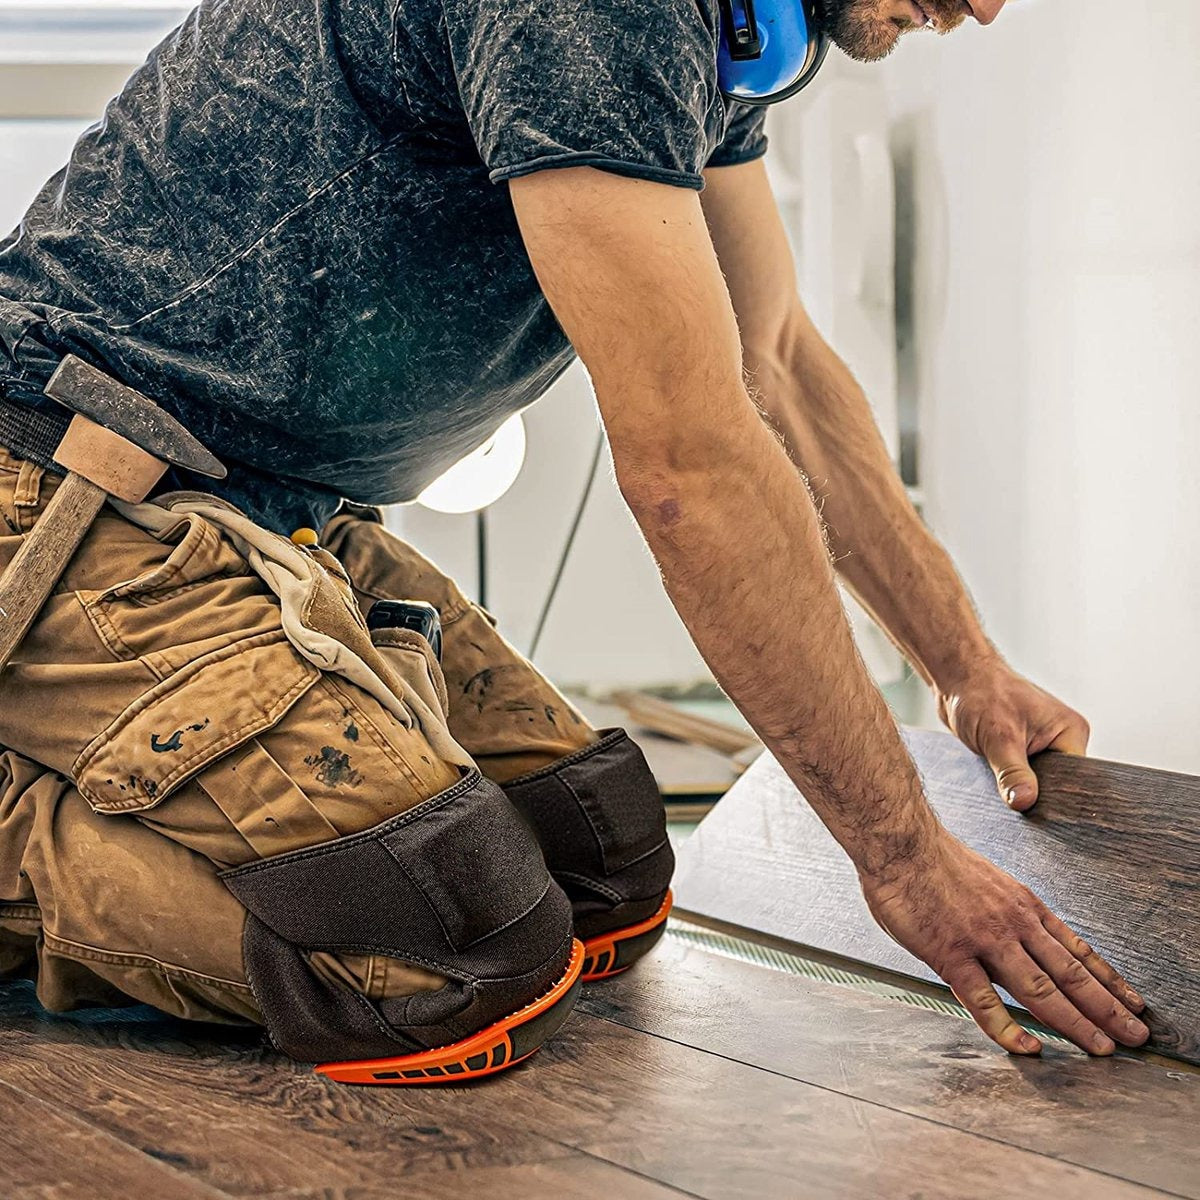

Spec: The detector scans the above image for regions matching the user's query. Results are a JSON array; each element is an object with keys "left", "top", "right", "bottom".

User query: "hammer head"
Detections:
[{"left": 44, "top": 355, "right": 227, "bottom": 480}]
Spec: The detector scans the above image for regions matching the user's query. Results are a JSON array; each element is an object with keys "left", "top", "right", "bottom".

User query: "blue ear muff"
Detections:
[{"left": 717, "top": 0, "right": 830, "bottom": 105}]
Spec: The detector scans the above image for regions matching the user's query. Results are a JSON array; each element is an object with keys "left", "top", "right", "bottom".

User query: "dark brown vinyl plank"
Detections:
[
  {"left": 580, "top": 938, "right": 1200, "bottom": 1199},
  {"left": 516, "top": 1012, "right": 1166, "bottom": 1199},
  {"left": 0, "top": 983, "right": 592, "bottom": 1196},
  {"left": 1, "top": 970, "right": 1170, "bottom": 1200},
  {"left": 674, "top": 727, "right": 1200, "bottom": 1062},
  {"left": 0, "top": 1076, "right": 226, "bottom": 1200},
  {"left": 268, "top": 1154, "right": 695, "bottom": 1200}
]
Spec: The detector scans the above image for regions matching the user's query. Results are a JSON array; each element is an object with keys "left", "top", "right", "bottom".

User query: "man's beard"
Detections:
[{"left": 816, "top": 0, "right": 968, "bottom": 63}]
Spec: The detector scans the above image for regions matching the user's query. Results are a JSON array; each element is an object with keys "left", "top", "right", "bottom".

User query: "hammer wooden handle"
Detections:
[{"left": 0, "top": 473, "right": 107, "bottom": 673}]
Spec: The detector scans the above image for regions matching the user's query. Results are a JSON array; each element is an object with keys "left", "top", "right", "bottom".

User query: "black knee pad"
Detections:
[
  {"left": 220, "top": 772, "right": 574, "bottom": 1064},
  {"left": 503, "top": 729, "right": 675, "bottom": 940}
]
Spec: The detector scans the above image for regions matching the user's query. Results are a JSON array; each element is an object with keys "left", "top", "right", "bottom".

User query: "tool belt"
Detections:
[{"left": 0, "top": 398, "right": 70, "bottom": 472}]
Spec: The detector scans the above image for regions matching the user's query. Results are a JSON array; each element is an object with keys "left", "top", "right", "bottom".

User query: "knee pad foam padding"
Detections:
[
  {"left": 221, "top": 770, "right": 575, "bottom": 1065},
  {"left": 503, "top": 728, "right": 675, "bottom": 943}
]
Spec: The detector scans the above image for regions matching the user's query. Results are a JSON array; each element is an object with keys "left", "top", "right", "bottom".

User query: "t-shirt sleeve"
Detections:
[
  {"left": 707, "top": 101, "right": 769, "bottom": 168},
  {"left": 441, "top": 0, "right": 721, "bottom": 191}
]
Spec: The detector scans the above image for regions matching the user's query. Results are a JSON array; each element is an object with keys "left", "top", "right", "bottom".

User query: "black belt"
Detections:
[{"left": 0, "top": 399, "right": 70, "bottom": 471}]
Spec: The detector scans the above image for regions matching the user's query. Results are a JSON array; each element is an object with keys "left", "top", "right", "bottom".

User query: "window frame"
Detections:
[{"left": 0, "top": 0, "right": 188, "bottom": 117}]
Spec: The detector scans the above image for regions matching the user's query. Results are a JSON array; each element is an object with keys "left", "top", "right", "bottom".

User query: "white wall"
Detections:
[
  {"left": 0, "top": 120, "right": 90, "bottom": 217},
  {"left": 879, "top": 0, "right": 1200, "bottom": 771}
]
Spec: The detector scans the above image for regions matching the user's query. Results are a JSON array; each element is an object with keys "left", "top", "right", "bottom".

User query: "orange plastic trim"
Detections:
[
  {"left": 581, "top": 889, "right": 673, "bottom": 982},
  {"left": 315, "top": 937, "right": 584, "bottom": 1086}
]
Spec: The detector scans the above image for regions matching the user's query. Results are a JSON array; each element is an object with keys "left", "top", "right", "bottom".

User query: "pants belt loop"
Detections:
[{"left": 12, "top": 460, "right": 45, "bottom": 531}]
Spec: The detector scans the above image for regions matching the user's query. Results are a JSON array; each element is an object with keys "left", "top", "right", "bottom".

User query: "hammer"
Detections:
[{"left": 0, "top": 354, "right": 225, "bottom": 673}]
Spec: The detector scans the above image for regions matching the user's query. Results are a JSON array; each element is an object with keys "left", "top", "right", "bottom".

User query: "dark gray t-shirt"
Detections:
[{"left": 0, "top": 0, "right": 767, "bottom": 533}]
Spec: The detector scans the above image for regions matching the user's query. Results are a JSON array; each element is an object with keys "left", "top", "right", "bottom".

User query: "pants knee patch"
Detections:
[
  {"left": 220, "top": 771, "right": 573, "bottom": 1063},
  {"left": 504, "top": 729, "right": 675, "bottom": 920}
]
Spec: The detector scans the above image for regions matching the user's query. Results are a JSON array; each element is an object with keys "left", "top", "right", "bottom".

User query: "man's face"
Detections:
[{"left": 820, "top": 0, "right": 1007, "bottom": 63}]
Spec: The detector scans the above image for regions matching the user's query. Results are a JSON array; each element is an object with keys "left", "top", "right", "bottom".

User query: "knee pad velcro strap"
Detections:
[
  {"left": 220, "top": 771, "right": 574, "bottom": 1065},
  {"left": 503, "top": 729, "right": 675, "bottom": 940}
]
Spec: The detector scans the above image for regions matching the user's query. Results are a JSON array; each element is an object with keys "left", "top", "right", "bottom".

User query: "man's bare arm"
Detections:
[
  {"left": 512, "top": 167, "right": 934, "bottom": 877},
  {"left": 508, "top": 166, "right": 1147, "bottom": 1057},
  {"left": 699, "top": 159, "right": 991, "bottom": 689},
  {"left": 700, "top": 158, "right": 1092, "bottom": 811}
]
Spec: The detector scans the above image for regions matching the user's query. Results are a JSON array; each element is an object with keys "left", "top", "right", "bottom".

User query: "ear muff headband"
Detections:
[{"left": 717, "top": 0, "right": 830, "bottom": 105}]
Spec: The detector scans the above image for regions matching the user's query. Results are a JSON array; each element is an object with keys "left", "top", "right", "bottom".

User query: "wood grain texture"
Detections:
[
  {"left": 370, "top": 1155, "right": 693, "bottom": 1200},
  {"left": 532, "top": 1016, "right": 1162, "bottom": 1199},
  {"left": 53, "top": 413, "right": 167, "bottom": 502},
  {"left": 0, "top": 984, "right": 577, "bottom": 1196},
  {"left": 674, "top": 727, "right": 1200, "bottom": 1062},
  {"left": 0, "top": 1077, "right": 223, "bottom": 1199},
  {"left": 0, "top": 472, "right": 106, "bottom": 670},
  {"left": 1, "top": 967, "right": 1175, "bottom": 1199},
  {"left": 581, "top": 938, "right": 1200, "bottom": 1199}
]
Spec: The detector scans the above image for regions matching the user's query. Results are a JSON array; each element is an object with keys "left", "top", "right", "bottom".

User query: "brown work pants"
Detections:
[{"left": 0, "top": 446, "right": 595, "bottom": 1025}]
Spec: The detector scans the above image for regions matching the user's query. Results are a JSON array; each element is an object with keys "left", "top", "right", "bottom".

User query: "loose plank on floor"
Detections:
[
  {"left": 575, "top": 696, "right": 740, "bottom": 797},
  {"left": 580, "top": 937, "right": 1200, "bottom": 1199},
  {"left": 674, "top": 727, "right": 1200, "bottom": 1062}
]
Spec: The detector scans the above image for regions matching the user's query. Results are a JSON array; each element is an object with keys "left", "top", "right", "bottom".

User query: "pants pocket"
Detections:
[
  {"left": 370, "top": 626, "right": 450, "bottom": 720},
  {"left": 75, "top": 511, "right": 270, "bottom": 664},
  {"left": 73, "top": 629, "right": 321, "bottom": 814}
]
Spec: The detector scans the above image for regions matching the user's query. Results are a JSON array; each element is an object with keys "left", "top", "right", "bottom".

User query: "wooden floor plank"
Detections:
[
  {"left": 1, "top": 969, "right": 1171, "bottom": 1200},
  {"left": 271, "top": 1154, "right": 696, "bottom": 1200},
  {"left": 581, "top": 939, "right": 1200, "bottom": 1199},
  {"left": 0, "top": 982, "right": 591, "bottom": 1196},
  {"left": 574, "top": 696, "right": 740, "bottom": 797},
  {"left": 520, "top": 1014, "right": 1165, "bottom": 1200},
  {"left": 674, "top": 727, "right": 1200, "bottom": 1062},
  {"left": 0, "top": 1077, "right": 226, "bottom": 1199}
]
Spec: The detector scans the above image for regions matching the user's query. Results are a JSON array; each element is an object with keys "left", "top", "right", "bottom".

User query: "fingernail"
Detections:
[
  {"left": 1126, "top": 988, "right": 1145, "bottom": 1010},
  {"left": 1007, "top": 785, "right": 1033, "bottom": 809},
  {"left": 1019, "top": 1033, "right": 1041, "bottom": 1053},
  {"left": 1092, "top": 1032, "right": 1115, "bottom": 1054},
  {"left": 1126, "top": 1018, "right": 1149, "bottom": 1043}
]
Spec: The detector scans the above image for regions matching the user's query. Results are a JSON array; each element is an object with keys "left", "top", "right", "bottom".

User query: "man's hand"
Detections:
[
  {"left": 861, "top": 832, "right": 1149, "bottom": 1055},
  {"left": 937, "top": 659, "right": 1091, "bottom": 811}
]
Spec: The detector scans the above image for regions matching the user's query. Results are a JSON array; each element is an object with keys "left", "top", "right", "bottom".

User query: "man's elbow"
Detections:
[{"left": 608, "top": 418, "right": 752, "bottom": 532}]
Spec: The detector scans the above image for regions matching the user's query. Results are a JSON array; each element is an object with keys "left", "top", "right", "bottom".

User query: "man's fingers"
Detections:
[
  {"left": 982, "top": 733, "right": 1039, "bottom": 811},
  {"left": 1026, "top": 930, "right": 1149, "bottom": 1047},
  {"left": 990, "top": 947, "right": 1116, "bottom": 1055},
  {"left": 1047, "top": 718, "right": 1090, "bottom": 756},
  {"left": 1041, "top": 911, "right": 1146, "bottom": 1013},
  {"left": 947, "top": 963, "right": 1041, "bottom": 1055}
]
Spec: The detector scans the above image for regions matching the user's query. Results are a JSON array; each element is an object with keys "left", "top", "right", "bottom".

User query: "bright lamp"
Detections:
[{"left": 416, "top": 414, "right": 527, "bottom": 515}]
